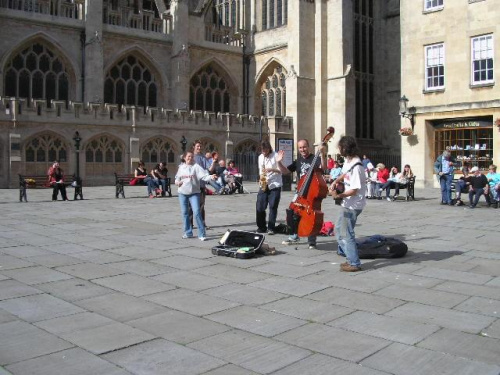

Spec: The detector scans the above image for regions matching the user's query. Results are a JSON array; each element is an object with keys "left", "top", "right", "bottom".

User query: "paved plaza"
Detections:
[{"left": 0, "top": 185, "right": 499, "bottom": 375}]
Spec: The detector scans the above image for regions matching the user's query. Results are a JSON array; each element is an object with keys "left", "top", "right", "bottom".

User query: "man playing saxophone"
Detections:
[{"left": 256, "top": 140, "right": 282, "bottom": 234}]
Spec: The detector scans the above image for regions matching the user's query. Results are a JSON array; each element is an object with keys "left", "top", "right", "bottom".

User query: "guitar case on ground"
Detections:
[
  {"left": 211, "top": 230, "right": 265, "bottom": 259},
  {"left": 338, "top": 235, "right": 408, "bottom": 259}
]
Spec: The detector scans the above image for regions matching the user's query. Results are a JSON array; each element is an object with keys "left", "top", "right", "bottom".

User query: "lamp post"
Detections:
[
  {"left": 180, "top": 135, "right": 187, "bottom": 153},
  {"left": 399, "top": 95, "right": 416, "bottom": 131},
  {"left": 72, "top": 131, "right": 83, "bottom": 200}
]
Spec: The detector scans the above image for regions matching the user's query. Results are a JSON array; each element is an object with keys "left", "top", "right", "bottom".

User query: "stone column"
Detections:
[
  {"left": 326, "top": 0, "right": 354, "bottom": 142},
  {"left": 285, "top": 0, "right": 316, "bottom": 155},
  {"left": 170, "top": 0, "right": 190, "bottom": 109},
  {"left": 84, "top": 0, "right": 104, "bottom": 103}
]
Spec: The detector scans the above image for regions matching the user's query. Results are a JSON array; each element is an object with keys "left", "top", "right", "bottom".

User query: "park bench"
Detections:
[
  {"left": 114, "top": 173, "right": 171, "bottom": 198},
  {"left": 393, "top": 175, "right": 416, "bottom": 201},
  {"left": 19, "top": 174, "right": 83, "bottom": 202}
]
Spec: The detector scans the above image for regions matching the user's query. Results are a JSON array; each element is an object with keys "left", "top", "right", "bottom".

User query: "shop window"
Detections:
[
  {"left": 471, "top": 34, "right": 494, "bottom": 85},
  {"left": 424, "top": 0, "right": 443, "bottom": 11},
  {"left": 434, "top": 119, "right": 493, "bottom": 172},
  {"left": 425, "top": 43, "right": 445, "bottom": 91}
]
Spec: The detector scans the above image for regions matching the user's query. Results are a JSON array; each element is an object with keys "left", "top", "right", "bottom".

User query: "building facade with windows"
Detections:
[
  {"left": 400, "top": 0, "right": 500, "bottom": 187},
  {"left": 0, "top": 0, "right": 400, "bottom": 187}
]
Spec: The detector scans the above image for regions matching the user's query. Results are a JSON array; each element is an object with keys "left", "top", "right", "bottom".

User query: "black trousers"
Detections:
[
  {"left": 256, "top": 187, "right": 281, "bottom": 231},
  {"left": 52, "top": 184, "right": 68, "bottom": 201}
]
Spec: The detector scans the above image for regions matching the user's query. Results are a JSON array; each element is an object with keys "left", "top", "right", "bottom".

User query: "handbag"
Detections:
[{"left": 129, "top": 178, "right": 139, "bottom": 186}]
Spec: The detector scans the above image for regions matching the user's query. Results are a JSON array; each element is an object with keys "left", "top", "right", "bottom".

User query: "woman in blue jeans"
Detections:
[{"left": 175, "top": 151, "right": 215, "bottom": 241}]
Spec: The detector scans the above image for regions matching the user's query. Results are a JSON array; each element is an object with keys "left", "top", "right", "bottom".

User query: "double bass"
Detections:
[{"left": 288, "top": 127, "right": 335, "bottom": 237}]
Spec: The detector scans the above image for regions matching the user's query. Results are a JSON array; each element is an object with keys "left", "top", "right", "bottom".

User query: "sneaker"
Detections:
[
  {"left": 392, "top": 195, "right": 399, "bottom": 201},
  {"left": 386, "top": 197, "right": 391, "bottom": 202},
  {"left": 182, "top": 234, "right": 193, "bottom": 239},
  {"left": 199, "top": 237, "right": 206, "bottom": 241},
  {"left": 149, "top": 194, "right": 155, "bottom": 199},
  {"left": 267, "top": 229, "right": 275, "bottom": 235},
  {"left": 256, "top": 228, "right": 267, "bottom": 234},
  {"left": 282, "top": 238, "right": 300, "bottom": 245},
  {"left": 308, "top": 244, "right": 317, "bottom": 249},
  {"left": 340, "top": 263, "right": 362, "bottom": 272}
]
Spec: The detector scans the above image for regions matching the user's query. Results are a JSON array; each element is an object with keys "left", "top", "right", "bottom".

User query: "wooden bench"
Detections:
[
  {"left": 393, "top": 176, "right": 416, "bottom": 201},
  {"left": 114, "top": 173, "right": 172, "bottom": 198},
  {"left": 19, "top": 174, "right": 83, "bottom": 202}
]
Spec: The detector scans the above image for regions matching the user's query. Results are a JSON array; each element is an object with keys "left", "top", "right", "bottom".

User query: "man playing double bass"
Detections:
[{"left": 276, "top": 139, "right": 327, "bottom": 249}]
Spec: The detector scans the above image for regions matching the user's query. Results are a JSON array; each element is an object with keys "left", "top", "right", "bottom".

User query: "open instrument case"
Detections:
[{"left": 211, "top": 230, "right": 265, "bottom": 259}]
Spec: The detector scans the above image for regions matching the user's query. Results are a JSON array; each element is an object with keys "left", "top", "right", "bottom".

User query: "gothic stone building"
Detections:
[{"left": 0, "top": 0, "right": 400, "bottom": 187}]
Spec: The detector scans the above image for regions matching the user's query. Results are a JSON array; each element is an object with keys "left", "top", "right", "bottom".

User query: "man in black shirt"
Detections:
[
  {"left": 277, "top": 139, "right": 326, "bottom": 249},
  {"left": 468, "top": 166, "right": 490, "bottom": 208}
]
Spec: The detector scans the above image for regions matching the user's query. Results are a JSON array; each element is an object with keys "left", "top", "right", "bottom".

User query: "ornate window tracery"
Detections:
[
  {"left": 104, "top": 55, "right": 158, "bottom": 108},
  {"left": 140, "top": 138, "right": 176, "bottom": 164},
  {"left": 85, "top": 136, "right": 123, "bottom": 163},
  {"left": 262, "top": 0, "right": 287, "bottom": 30},
  {"left": 260, "top": 65, "right": 286, "bottom": 117},
  {"left": 189, "top": 66, "right": 231, "bottom": 113},
  {"left": 4, "top": 43, "right": 70, "bottom": 106},
  {"left": 25, "top": 133, "right": 68, "bottom": 163}
]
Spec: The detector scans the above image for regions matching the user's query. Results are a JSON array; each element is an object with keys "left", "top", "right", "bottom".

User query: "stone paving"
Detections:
[{"left": 0, "top": 185, "right": 499, "bottom": 375}]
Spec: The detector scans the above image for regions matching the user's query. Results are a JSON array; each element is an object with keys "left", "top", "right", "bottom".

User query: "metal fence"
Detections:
[{"left": 233, "top": 152, "right": 259, "bottom": 183}]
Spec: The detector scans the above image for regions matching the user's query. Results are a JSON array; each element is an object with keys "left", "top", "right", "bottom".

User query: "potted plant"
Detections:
[{"left": 398, "top": 127, "right": 413, "bottom": 136}]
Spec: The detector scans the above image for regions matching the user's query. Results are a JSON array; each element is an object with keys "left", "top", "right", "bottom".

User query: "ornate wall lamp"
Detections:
[{"left": 399, "top": 95, "right": 416, "bottom": 131}]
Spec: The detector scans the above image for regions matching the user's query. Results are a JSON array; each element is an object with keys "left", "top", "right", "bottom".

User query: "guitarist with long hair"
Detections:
[{"left": 329, "top": 136, "right": 366, "bottom": 272}]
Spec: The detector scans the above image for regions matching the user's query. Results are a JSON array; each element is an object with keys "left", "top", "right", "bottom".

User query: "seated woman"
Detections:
[
  {"left": 393, "top": 164, "right": 414, "bottom": 200},
  {"left": 380, "top": 166, "right": 400, "bottom": 201},
  {"left": 135, "top": 160, "right": 158, "bottom": 198},
  {"left": 455, "top": 162, "right": 471, "bottom": 206},
  {"left": 487, "top": 164, "right": 500, "bottom": 208},
  {"left": 365, "top": 163, "right": 378, "bottom": 199},
  {"left": 375, "top": 163, "right": 389, "bottom": 199},
  {"left": 48, "top": 161, "right": 69, "bottom": 201}
]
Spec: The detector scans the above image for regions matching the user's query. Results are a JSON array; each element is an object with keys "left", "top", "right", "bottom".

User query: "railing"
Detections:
[
  {"left": 205, "top": 24, "right": 246, "bottom": 47},
  {"left": 103, "top": 5, "right": 171, "bottom": 35},
  {"left": 0, "top": 0, "right": 83, "bottom": 20}
]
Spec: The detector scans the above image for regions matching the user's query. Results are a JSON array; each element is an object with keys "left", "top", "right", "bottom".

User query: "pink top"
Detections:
[{"left": 227, "top": 166, "right": 239, "bottom": 175}]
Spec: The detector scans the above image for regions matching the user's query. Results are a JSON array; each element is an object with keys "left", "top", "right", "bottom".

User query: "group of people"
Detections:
[
  {"left": 134, "top": 161, "right": 170, "bottom": 198},
  {"left": 172, "top": 135, "right": 366, "bottom": 272},
  {"left": 435, "top": 150, "right": 500, "bottom": 208},
  {"left": 365, "top": 162, "right": 414, "bottom": 201}
]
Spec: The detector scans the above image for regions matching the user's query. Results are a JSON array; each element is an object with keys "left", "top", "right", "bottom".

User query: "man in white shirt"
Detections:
[
  {"left": 330, "top": 136, "right": 366, "bottom": 272},
  {"left": 256, "top": 140, "right": 283, "bottom": 234}
]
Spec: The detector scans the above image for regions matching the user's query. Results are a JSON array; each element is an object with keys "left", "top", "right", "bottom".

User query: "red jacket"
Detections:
[
  {"left": 377, "top": 168, "right": 389, "bottom": 184},
  {"left": 48, "top": 167, "right": 65, "bottom": 184}
]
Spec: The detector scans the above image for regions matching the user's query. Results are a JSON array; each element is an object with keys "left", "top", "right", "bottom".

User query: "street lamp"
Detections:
[
  {"left": 180, "top": 135, "right": 188, "bottom": 153},
  {"left": 72, "top": 131, "right": 83, "bottom": 200},
  {"left": 399, "top": 95, "right": 416, "bottom": 130}
]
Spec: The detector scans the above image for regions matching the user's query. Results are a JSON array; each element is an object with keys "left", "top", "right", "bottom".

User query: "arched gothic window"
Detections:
[
  {"left": 214, "top": 0, "right": 241, "bottom": 28},
  {"left": 189, "top": 66, "right": 231, "bottom": 113},
  {"left": 235, "top": 140, "right": 258, "bottom": 154},
  {"left": 104, "top": 55, "right": 158, "bottom": 108},
  {"left": 25, "top": 133, "right": 68, "bottom": 163},
  {"left": 140, "top": 138, "right": 176, "bottom": 164},
  {"left": 262, "top": 0, "right": 287, "bottom": 30},
  {"left": 4, "top": 43, "right": 70, "bottom": 106},
  {"left": 85, "top": 136, "right": 123, "bottom": 163},
  {"left": 260, "top": 65, "right": 286, "bottom": 117}
]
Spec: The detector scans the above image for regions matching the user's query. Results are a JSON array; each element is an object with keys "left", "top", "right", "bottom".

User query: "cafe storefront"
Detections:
[{"left": 433, "top": 117, "right": 493, "bottom": 173}]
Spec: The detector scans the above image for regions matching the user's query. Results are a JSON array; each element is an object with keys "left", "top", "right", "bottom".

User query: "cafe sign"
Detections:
[{"left": 434, "top": 119, "right": 492, "bottom": 129}]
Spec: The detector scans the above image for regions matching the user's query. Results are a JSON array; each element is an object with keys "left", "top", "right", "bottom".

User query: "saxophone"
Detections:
[{"left": 259, "top": 161, "right": 268, "bottom": 191}]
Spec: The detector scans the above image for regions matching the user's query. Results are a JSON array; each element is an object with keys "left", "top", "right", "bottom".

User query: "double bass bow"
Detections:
[{"left": 289, "top": 127, "right": 335, "bottom": 237}]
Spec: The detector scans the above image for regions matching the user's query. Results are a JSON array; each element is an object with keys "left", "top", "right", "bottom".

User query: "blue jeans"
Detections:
[
  {"left": 439, "top": 174, "right": 453, "bottom": 204},
  {"left": 159, "top": 178, "right": 169, "bottom": 196},
  {"left": 468, "top": 188, "right": 486, "bottom": 207},
  {"left": 456, "top": 179, "right": 466, "bottom": 200},
  {"left": 144, "top": 177, "right": 159, "bottom": 195},
  {"left": 381, "top": 181, "right": 397, "bottom": 198},
  {"left": 491, "top": 185, "right": 500, "bottom": 202},
  {"left": 336, "top": 207, "right": 362, "bottom": 267},
  {"left": 256, "top": 187, "right": 281, "bottom": 231},
  {"left": 178, "top": 193, "right": 205, "bottom": 238}
]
